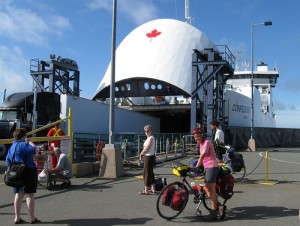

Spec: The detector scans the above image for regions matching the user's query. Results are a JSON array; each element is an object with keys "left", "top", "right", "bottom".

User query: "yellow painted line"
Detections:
[{"left": 134, "top": 175, "right": 159, "bottom": 180}]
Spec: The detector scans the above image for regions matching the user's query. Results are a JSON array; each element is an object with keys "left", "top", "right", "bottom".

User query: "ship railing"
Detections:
[
  {"left": 72, "top": 132, "right": 196, "bottom": 165},
  {"left": 214, "top": 45, "right": 235, "bottom": 70}
]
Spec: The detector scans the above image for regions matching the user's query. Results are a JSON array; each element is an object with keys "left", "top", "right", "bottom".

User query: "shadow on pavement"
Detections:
[
  {"left": 44, "top": 217, "right": 152, "bottom": 226},
  {"left": 227, "top": 206, "right": 298, "bottom": 221},
  {"left": 167, "top": 205, "right": 298, "bottom": 223}
]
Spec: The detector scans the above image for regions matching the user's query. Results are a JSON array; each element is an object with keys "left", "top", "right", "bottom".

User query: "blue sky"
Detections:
[{"left": 0, "top": 0, "right": 300, "bottom": 128}]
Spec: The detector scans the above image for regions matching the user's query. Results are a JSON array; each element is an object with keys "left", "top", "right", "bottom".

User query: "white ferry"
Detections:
[
  {"left": 93, "top": 18, "right": 279, "bottom": 131},
  {"left": 225, "top": 63, "right": 278, "bottom": 128}
]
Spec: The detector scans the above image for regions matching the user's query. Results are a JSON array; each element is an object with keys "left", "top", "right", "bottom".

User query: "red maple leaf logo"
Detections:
[{"left": 146, "top": 29, "right": 161, "bottom": 41}]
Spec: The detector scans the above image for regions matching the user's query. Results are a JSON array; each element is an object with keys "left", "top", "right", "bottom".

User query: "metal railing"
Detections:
[
  {"left": 71, "top": 132, "right": 198, "bottom": 164},
  {"left": 0, "top": 108, "right": 74, "bottom": 161},
  {"left": 0, "top": 107, "right": 198, "bottom": 164}
]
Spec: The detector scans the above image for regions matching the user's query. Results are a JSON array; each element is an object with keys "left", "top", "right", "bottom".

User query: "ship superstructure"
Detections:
[{"left": 224, "top": 63, "right": 279, "bottom": 127}]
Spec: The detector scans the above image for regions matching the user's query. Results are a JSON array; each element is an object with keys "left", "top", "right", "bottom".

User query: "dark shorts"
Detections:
[
  {"left": 204, "top": 167, "right": 219, "bottom": 183},
  {"left": 13, "top": 167, "right": 38, "bottom": 194}
]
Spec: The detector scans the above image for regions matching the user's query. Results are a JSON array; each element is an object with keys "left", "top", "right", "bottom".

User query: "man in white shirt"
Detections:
[
  {"left": 46, "top": 147, "right": 73, "bottom": 187},
  {"left": 210, "top": 120, "right": 225, "bottom": 163}
]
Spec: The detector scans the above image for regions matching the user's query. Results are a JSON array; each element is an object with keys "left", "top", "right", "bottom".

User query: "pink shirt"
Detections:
[{"left": 199, "top": 139, "right": 219, "bottom": 169}]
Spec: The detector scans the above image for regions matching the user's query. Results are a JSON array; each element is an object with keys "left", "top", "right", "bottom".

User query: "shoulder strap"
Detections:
[{"left": 11, "top": 143, "right": 21, "bottom": 163}]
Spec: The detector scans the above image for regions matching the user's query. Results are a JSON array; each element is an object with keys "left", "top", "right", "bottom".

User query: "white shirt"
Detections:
[
  {"left": 214, "top": 129, "right": 224, "bottom": 144},
  {"left": 56, "top": 153, "right": 73, "bottom": 178},
  {"left": 143, "top": 136, "right": 156, "bottom": 156}
]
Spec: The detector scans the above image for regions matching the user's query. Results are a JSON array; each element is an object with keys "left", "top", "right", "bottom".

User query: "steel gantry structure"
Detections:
[{"left": 191, "top": 45, "right": 235, "bottom": 139}]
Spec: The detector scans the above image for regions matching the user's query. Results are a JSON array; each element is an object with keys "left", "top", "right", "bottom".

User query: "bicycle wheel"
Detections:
[
  {"left": 226, "top": 161, "right": 246, "bottom": 182},
  {"left": 156, "top": 182, "right": 189, "bottom": 220}
]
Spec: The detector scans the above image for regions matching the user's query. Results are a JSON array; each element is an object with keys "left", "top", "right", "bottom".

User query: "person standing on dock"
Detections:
[
  {"left": 139, "top": 124, "right": 156, "bottom": 195},
  {"left": 47, "top": 122, "right": 65, "bottom": 169},
  {"left": 210, "top": 120, "right": 225, "bottom": 163}
]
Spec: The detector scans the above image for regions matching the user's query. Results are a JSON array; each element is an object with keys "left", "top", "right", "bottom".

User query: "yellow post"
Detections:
[
  {"left": 257, "top": 150, "right": 277, "bottom": 185},
  {"left": 68, "top": 108, "right": 73, "bottom": 163},
  {"left": 265, "top": 151, "right": 269, "bottom": 183}
]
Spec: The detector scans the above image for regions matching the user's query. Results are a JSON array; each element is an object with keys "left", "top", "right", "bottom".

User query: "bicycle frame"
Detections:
[{"left": 156, "top": 163, "right": 223, "bottom": 220}]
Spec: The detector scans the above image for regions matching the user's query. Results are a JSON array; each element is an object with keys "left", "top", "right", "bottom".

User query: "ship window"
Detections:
[
  {"left": 157, "top": 84, "right": 162, "bottom": 89},
  {"left": 151, "top": 84, "right": 156, "bottom": 90},
  {"left": 126, "top": 84, "right": 131, "bottom": 91},
  {"left": 144, "top": 82, "right": 149, "bottom": 90},
  {"left": 115, "top": 87, "right": 119, "bottom": 92},
  {"left": 120, "top": 86, "right": 125, "bottom": 91}
]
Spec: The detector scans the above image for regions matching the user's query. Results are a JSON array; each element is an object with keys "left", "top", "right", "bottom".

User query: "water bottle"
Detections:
[
  {"left": 197, "top": 183, "right": 205, "bottom": 191},
  {"left": 191, "top": 181, "right": 197, "bottom": 191}
]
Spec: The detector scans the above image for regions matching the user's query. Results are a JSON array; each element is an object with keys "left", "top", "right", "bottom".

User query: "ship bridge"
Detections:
[{"left": 93, "top": 19, "right": 234, "bottom": 133}]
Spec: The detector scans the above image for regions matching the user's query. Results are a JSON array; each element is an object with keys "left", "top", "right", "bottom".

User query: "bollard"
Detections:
[
  {"left": 265, "top": 151, "right": 269, "bottom": 183},
  {"left": 257, "top": 151, "right": 277, "bottom": 185}
]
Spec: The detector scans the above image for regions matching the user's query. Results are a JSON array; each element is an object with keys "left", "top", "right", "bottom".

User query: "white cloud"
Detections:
[
  {"left": 0, "top": 0, "right": 73, "bottom": 101},
  {"left": 0, "top": 45, "right": 32, "bottom": 98},
  {"left": 0, "top": 0, "right": 71, "bottom": 46},
  {"left": 276, "top": 108, "right": 300, "bottom": 129},
  {"left": 87, "top": 0, "right": 159, "bottom": 25},
  {"left": 273, "top": 101, "right": 297, "bottom": 111},
  {"left": 87, "top": 0, "right": 111, "bottom": 11},
  {"left": 119, "top": 0, "right": 158, "bottom": 25}
]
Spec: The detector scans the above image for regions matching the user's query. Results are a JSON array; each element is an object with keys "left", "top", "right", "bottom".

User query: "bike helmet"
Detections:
[{"left": 192, "top": 127, "right": 204, "bottom": 136}]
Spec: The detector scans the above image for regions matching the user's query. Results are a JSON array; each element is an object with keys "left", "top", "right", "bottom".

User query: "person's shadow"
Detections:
[
  {"left": 185, "top": 205, "right": 298, "bottom": 222},
  {"left": 227, "top": 205, "right": 298, "bottom": 220},
  {"left": 40, "top": 217, "right": 152, "bottom": 226}
]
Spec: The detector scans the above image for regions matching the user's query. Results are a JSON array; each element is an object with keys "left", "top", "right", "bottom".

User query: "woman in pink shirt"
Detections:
[{"left": 192, "top": 127, "right": 219, "bottom": 221}]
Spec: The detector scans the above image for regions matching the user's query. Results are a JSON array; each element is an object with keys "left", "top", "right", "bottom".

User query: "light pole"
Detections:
[
  {"left": 250, "top": 21, "right": 272, "bottom": 150},
  {"left": 109, "top": 0, "right": 117, "bottom": 145}
]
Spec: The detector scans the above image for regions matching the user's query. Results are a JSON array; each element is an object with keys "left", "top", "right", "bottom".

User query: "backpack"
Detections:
[
  {"left": 230, "top": 153, "right": 244, "bottom": 172},
  {"left": 155, "top": 177, "right": 167, "bottom": 191},
  {"left": 217, "top": 174, "right": 234, "bottom": 200},
  {"left": 161, "top": 185, "right": 176, "bottom": 206},
  {"left": 170, "top": 189, "right": 188, "bottom": 211},
  {"left": 191, "top": 159, "right": 204, "bottom": 175}
]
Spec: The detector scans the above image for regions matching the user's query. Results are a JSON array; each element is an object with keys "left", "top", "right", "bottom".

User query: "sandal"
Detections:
[
  {"left": 139, "top": 191, "right": 149, "bottom": 195},
  {"left": 150, "top": 190, "right": 158, "bottom": 194},
  {"left": 14, "top": 218, "right": 25, "bottom": 224}
]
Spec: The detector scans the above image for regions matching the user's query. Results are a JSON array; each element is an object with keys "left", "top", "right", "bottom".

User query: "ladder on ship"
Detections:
[{"left": 191, "top": 45, "right": 235, "bottom": 139}]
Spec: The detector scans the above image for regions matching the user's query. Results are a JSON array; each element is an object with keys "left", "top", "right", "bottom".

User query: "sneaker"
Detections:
[{"left": 203, "top": 210, "right": 218, "bottom": 221}]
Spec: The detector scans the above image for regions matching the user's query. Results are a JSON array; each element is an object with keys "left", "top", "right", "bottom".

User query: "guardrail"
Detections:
[
  {"left": 72, "top": 132, "right": 198, "bottom": 164},
  {"left": 0, "top": 107, "right": 198, "bottom": 165},
  {"left": 0, "top": 108, "right": 73, "bottom": 161}
]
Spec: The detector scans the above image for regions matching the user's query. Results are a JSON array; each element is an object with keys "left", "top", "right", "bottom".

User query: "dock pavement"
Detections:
[{"left": 0, "top": 147, "right": 299, "bottom": 226}]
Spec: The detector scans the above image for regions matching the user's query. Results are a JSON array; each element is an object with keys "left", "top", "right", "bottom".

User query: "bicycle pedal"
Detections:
[{"left": 195, "top": 209, "right": 202, "bottom": 216}]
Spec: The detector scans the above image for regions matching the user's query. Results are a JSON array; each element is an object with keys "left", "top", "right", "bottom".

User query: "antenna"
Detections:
[
  {"left": 185, "top": 0, "right": 191, "bottom": 24},
  {"left": 242, "top": 60, "right": 250, "bottom": 71}
]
